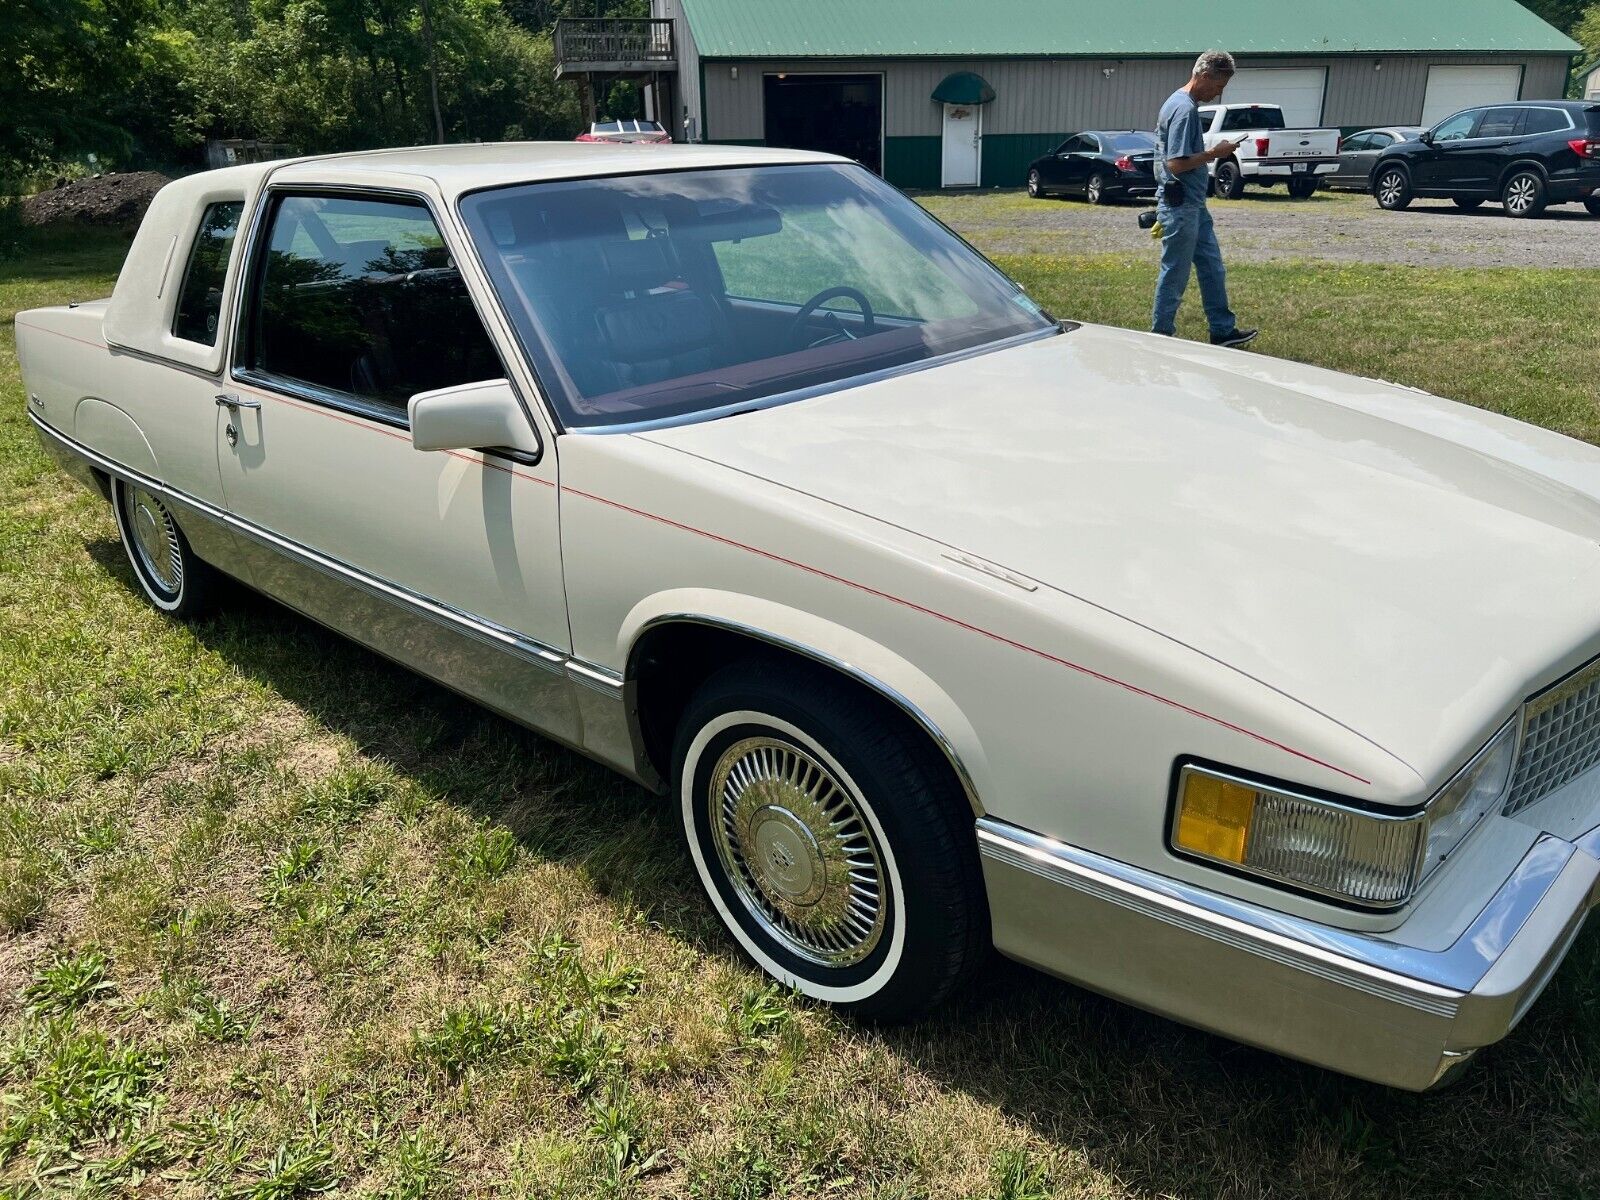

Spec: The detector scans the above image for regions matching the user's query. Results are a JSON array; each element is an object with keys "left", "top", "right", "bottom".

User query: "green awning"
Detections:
[{"left": 931, "top": 72, "right": 995, "bottom": 105}]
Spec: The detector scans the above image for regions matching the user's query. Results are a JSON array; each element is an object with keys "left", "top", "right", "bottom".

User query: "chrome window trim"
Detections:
[
  {"left": 979, "top": 815, "right": 1580, "bottom": 1003},
  {"left": 627, "top": 612, "right": 983, "bottom": 815}
]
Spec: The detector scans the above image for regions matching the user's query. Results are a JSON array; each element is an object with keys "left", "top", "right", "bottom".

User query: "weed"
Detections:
[
  {"left": 237, "top": 1136, "right": 338, "bottom": 1199},
  {"left": 449, "top": 824, "right": 518, "bottom": 883},
  {"left": 23, "top": 949, "right": 115, "bottom": 1016},
  {"left": 990, "top": 1147, "right": 1052, "bottom": 1200},
  {"left": 0, "top": 1023, "right": 164, "bottom": 1169},
  {"left": 191, "top": 992, "right": 254, "bottom": 1043},
  {"left": 411, "top": 1002, "right": 531, "bottom": 1079},
  {"left": 732, "top": 984, "right": 792, "bottom": 1042}
]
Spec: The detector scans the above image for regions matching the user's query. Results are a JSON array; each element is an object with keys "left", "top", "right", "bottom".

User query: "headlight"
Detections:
[{"left": 1170, "top": 721, "right": 1517, "bottom": 908}]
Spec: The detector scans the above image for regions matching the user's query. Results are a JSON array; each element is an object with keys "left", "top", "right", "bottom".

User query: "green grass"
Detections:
[{"left": 3, "top": 212, "right": 1600, "bottom": 1197}]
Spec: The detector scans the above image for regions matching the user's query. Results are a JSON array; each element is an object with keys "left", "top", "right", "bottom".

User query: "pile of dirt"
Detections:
[{"left": 20, "top": 171, "right": 172, "bottom": 228}]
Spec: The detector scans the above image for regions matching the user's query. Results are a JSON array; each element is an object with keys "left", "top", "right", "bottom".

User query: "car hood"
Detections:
[{"left": 638, "top": 326, "right": 1600, "bottom": 782}]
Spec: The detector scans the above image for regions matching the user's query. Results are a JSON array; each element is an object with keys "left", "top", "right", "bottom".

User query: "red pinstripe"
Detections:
[
  {"left": 20, "top": 319, "right": 1368, "bottom": 785},
  {"left": 561, "top": 485, "right": 1372, "bottom": 787}
]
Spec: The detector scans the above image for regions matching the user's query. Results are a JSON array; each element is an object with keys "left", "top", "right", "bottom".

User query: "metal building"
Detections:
[{"left": 555, "top": 0, "right": 1580, "bottom": 189}]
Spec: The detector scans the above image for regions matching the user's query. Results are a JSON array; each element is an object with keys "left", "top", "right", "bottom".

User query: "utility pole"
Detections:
[{"left": 418, "top": 0, "right": 445, "bottom": 142}]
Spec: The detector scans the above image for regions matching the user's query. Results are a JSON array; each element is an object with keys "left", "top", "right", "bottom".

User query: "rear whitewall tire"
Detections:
[{"left": 112, "top": 479, "right": 218, "bottom": 618}]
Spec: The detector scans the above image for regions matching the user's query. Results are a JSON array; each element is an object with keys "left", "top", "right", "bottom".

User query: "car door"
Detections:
[
  {"left": 218, "top": 186, "right": 578, "bottom": 742},
  {"left": 1068, "top": 134, "right": 1102, "bottom": 193},
  {"left": 1336, "top": 131, "right": 1391, "bottom": 186},
  {"left": 1413, "top": 108, "right": 1485, "bottom": 191},
  {"left": 1044, "top": 135, "right": 1086, "bottom": 190},
  {"left": 1456, "top": 106, "right": 1528, "bottom": 192}
]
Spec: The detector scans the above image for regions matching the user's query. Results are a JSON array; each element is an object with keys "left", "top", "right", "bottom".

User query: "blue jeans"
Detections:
[{"left": 1151, "top": 201, "right": 1235, "bottom": 338}]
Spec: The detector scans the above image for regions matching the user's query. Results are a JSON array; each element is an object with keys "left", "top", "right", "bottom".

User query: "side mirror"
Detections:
[
  {"left": 409, "top": 378, "right": 540, "bottom": 458},
  {"left": 1418, "top": 130, "right": 1434, "bottom": 146}
]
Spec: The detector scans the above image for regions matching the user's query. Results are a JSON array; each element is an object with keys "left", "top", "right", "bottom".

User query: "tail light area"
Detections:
[
  {"left": 1569, "top": 138, "right": 1600, "bottom": 159},
  {"left": 1114, "top": 155, "right": 1134, "bottom": 172},
  {"left": 1254, "top": 137, "right": 1271, "bottom": 157}
]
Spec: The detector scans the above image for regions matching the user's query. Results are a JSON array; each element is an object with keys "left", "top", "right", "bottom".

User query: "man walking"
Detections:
[{"left": 1151, "top": 50, "right": 1257, "bottom": 347}]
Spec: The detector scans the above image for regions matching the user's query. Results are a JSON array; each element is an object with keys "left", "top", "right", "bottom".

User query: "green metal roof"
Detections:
[{"left": 680, "top": 0, "right": 1581, "bottom": 59}]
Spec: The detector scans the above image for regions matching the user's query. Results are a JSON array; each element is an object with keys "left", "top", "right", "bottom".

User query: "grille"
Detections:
[{"left": 1505, "top": 658, "right": 1600, "bottom": 816}]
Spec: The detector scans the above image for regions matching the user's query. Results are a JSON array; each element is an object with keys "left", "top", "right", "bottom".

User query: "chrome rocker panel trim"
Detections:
[
  {"left": 978, "top": 817, "right": 1600, "bottom": 1090},
  {"left": 30, "top": 410, "right": 656, "bottom": 785}
]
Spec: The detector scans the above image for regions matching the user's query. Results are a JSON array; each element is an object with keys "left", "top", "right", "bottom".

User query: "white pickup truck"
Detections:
[{"left": 1198, "top": 102, "right": 1341, "bottom": 199}]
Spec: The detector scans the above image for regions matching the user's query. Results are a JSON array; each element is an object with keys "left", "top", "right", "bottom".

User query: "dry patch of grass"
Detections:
[{"left": 4, "top": 223, "right": 1600, "bottom": 1198}]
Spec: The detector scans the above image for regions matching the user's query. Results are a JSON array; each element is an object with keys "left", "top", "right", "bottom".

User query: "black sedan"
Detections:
[
  {"left": 1026, "top": 131, "right": 1157, "bottom": 204},
  {"left": 1372, "top": 100, "right": 1600, "bottom": 218},
  {"left": 1326, "top": 126, "right": 1425, "bottom": 190}
]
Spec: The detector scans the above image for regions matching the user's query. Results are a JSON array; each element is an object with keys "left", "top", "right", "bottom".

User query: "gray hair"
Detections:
[{"left": 1193, "top": 49, "right": 1236, "bottom": 78}]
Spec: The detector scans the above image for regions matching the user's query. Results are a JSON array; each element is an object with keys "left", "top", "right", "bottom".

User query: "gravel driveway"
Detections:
[{"left": 920, "top": 187, "right": 1600, "bottom": 269}]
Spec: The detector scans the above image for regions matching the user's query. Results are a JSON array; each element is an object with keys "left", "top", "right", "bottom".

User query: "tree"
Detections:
[
  {"left": 1578, "top": 3, "right": 1600, "bottom": 59},
  {"left": 1518, "top": 0, "right": 1589, "bottom": 34}
]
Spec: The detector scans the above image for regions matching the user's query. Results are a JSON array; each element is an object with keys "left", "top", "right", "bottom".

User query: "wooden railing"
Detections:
[{"left": 554, "top": 18, "right": 675, "bottom": 66}]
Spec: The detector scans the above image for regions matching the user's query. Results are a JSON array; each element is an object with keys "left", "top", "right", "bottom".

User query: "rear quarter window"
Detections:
[
  {"left": 1518, "top": 108, "right": 1571, "bottom": 136},
  {"left": 172, "top": 201, "right": 244, "bottom": 346}
]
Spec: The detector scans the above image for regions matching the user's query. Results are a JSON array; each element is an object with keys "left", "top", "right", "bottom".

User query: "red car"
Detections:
[{"left": 575, "top": 119, "right": 671, "bottom": 145}]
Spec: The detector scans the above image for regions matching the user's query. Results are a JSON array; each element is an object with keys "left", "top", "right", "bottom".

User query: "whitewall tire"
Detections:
[
  {"left": 673, "top": 659, "right": 986, "bottom": 1021},
  {"left": 112, "top": 479, "right": 219, "bottom": 618}
]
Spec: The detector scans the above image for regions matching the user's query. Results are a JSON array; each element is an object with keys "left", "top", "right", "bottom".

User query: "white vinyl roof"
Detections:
[{"left": 267, "top": 141, "right": 844, "bottom": 197}]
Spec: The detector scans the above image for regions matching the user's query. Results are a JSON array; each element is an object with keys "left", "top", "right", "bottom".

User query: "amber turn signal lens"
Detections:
[{"left": 1173, "top": 773, "right": 1255, "bottom": 863}]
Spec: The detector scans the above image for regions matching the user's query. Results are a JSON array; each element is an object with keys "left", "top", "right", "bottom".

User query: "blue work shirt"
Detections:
[{"left": 1155, "top": 89, "right": 1209, "bottom": 207}]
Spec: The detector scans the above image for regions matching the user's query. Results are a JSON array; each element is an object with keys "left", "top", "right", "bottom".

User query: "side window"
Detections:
[
  {"left": 1520, "top": 108, "right": 1569, "bottom": 136},
  {"left": 1477, "top": 107, "right": 1524, "bottom": 138},
  {"left": 245, "top": 194, "right": 503, "bottom": 419},
  {"left": 1370, "top": 132, "right": 1396, "bottom": 148},
  {"left": 1433, "top": 110, "right": 1480, "bottom": 142},
  {"left": 1057, "top": 136, "right": 1086, "bottom": 154},
  {"left": 1080, "top": 134, "right": 1102, "bottom": 154},
  {"left": 172, "top": 201, "right": 244, "bottom": 346},
  {"left": 1341, "top": 133, "right": 1373, "bottom": 152}
]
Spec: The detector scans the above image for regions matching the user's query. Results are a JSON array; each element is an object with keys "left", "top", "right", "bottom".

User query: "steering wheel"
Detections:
[{"left": 788, "top": 286, "right": 877, "bottom": 349}]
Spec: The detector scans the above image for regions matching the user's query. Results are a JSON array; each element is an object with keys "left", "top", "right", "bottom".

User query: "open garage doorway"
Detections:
[{"left": 763, "top": 73, "right": 883, "bottom": 174}]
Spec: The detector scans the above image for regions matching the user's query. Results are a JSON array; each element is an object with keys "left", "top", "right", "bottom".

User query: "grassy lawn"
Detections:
[{"left": 3, "top": 215, "right": 1600, "bottom": 1199}]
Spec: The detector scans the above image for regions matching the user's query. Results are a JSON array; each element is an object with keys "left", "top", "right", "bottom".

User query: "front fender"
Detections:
[{"left": 618, "top": 587, "right": 992, "bottom": 814}]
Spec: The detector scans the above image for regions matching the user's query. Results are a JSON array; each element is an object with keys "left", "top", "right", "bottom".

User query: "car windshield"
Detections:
[
  {"left": 459, "top": 163, "right": 1056, "bottom": 429},
  {"left": 1105, "top": 132, "right": 1155, "bottom": 151}
]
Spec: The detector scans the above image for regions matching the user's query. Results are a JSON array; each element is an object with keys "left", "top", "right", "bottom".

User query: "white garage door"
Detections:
[
  {"left": 1225, "top": 68, "right": 1327, "bottom": 127},
  {"left": 1421, "top": 65, "right": 1523, "bottom": 127}
]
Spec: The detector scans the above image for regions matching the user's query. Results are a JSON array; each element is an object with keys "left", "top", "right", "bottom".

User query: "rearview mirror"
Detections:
[
  {"left": 1419, "top": 130, "right": 1434, "bottom": 145},
  {"left": 409, "top": 378, "right": 540, "bottom": 458}
]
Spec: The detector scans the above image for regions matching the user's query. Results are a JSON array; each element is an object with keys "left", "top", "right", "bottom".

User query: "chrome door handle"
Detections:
[{"left": 215, "top": 392, "right": 260, "bottom": 410}]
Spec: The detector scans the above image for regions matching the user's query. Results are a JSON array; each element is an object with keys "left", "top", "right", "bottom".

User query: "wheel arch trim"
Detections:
[{"left": 621, "top": 599, "right": 988, "bottom": 816}]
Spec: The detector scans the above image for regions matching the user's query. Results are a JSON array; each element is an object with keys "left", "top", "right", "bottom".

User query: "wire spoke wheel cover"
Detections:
[
  {"left": 708, "top": 735, "right": 887, "bottom": 967},
  {"left": 125, "top": 486, "right": 183, "bottom": 596}
]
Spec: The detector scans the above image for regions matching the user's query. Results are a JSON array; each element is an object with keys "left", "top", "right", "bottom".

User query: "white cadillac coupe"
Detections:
[{"left": 18, "top": 143, "right": 1600, "bottom": 1090}]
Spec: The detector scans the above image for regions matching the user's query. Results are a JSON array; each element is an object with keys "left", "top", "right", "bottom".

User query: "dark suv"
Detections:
[{"left": 1371, "top": 100, "right": 1600, "bottom": 218}]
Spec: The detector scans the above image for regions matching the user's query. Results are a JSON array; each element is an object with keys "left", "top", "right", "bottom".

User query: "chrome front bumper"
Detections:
[{"left": 978, "top": 817, "right": 1600, "bottom": 1090}]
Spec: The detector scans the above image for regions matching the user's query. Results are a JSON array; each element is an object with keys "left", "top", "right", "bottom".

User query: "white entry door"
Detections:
[
  {"left": 941, "top": 103, "right": 981, "bottom": 187},
  {"left": 1225, "top": 68, "right": 1327, "bottom": 127},
  {"left": 1422, "top": 65, "right": 1523, "bottom": 126}
]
